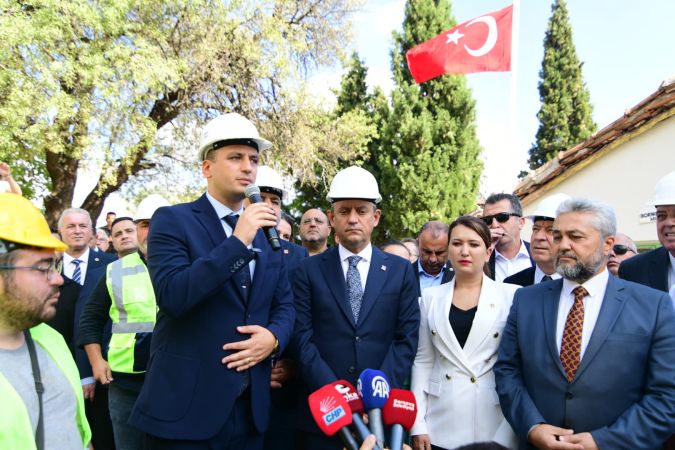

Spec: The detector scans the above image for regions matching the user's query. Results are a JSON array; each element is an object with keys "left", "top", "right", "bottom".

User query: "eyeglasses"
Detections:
[
  {"left": 612, "top": 244, "right": 636, "bottom": 256},
  {"left": 480, "top": 212, "right": 521, "bottom": 225},
  {"left": 0, "top": 259, "right": 63, "bottom": 281}
]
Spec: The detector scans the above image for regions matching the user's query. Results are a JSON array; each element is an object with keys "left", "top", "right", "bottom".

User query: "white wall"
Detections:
[{"left": 521, "top": 116, "right": 675, "bottom": 245}]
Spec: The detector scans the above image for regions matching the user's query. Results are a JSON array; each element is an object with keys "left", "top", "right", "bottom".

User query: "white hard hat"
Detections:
[
  {"left": 526, "top": 193, "right": 571, "bottom": 220},
  {"left": 255, "top": 166, "right": 290, "bottom": 200},
  {"left": 198, "top": 113, "right": 272, "bottom": 160},
  {"left": 647, "top": 170, "right": 675, "bottom": 206},
  {"left": 135, "top": 194, "right": 170, "bottom": 222},
  {"left": 326, "top": 166, "right": 382, "bottom": 203}
]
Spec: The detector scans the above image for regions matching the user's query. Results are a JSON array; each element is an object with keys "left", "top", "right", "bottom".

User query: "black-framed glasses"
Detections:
[
  {"left": 612, "top": 244, "right": 636, "bottom": 256},
  {"left": 0, "top": 259, "right": 63, "bottom": 281},
  {"left": 480, "top": 212, "right": 521, "bottom": 225}
]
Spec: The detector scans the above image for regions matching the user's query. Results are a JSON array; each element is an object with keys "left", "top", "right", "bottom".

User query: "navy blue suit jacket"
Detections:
[
  {"left": 57, "top": 250, "right": 116, "bottom": 379},
  {"left": 503, "top": 266, "right": 536, "bottom": 287},
  {"left": 494, "top": 275, "right": 675, "bottom": 449},
  {"left": 129, "top": 194, "right": 295, "bottom": 440},
  {"left": 291, "top": 246, "right": 420, "bottom": 432},
  {"left": 619, "top": 246, "right": 670, "bottom": 292}
]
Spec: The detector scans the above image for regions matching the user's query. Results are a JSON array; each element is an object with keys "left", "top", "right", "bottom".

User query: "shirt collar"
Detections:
[
  {"left": 495, "top": 239, "right": 530, "bottom": 262},
  {"left": 417, "top": 260, "right": 446, "bottom": 278},
  {"left": 63, "top": 247, "right": 89, "bottom": 265},
  {"left": 205, "top": 191, "right": 243, "bottom": 219},
  {"left": 534, "top": 264, "right": 560, "bottom": 283},
  {"left": 338, "top": 243, "right": 372, "bottom": 263},
  {"left": 562, "top": 267, "right": 609, "bottom": 300}
]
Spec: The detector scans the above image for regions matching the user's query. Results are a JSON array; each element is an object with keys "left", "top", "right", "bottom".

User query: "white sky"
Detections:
[{"left": 309, "top": 0, "right": 675, "bottom": 196}]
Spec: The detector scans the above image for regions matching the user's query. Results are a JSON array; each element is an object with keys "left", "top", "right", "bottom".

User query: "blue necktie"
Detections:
[
  {"left": 541, "top": 275, "right": 553, "bottom": 282},
  {"left": 72, "top": 259, "right": 82, "bottom": 285},
  {"left": 347, "top": 256, "right": 363, "bottom": 323},
  {"left": 223, "top": 214, "right": 251, "bottom": 296}
]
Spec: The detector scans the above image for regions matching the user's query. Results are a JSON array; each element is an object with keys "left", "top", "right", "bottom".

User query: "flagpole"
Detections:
[{"left": 510, "top": 0, "right": 520, "bottom": 153}]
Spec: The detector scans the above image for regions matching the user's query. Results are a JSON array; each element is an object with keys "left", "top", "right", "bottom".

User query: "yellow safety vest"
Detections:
[
  {"left": 105, "top": 252, "right": 156, "bottom": 373},
  {"left": 0, "top": 323, "right": 91, "bottom": 449}
]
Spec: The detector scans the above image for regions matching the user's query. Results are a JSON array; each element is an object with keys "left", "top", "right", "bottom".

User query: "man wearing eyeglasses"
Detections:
[
  {"left": 481, "top": 193, "right": 533, "bottom": 282},
  {"left": 0, "top": 193, "right": 91, "bottom": 449},
  {"left": 606, "top": 233, "right": 637, "bottom": 277},
  {"left": 299, "top": 208, "right": 331, "bottom": 256}
]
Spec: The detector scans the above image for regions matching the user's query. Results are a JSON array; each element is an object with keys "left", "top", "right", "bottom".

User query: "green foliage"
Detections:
[
  {"left": 378, "top": 0, "right": 483, "bottom": 240},
  {"left": 0, "top": 0, "right": 364, "bottom": 224},
  {"left": 528, "top": 0, "right": 596, "bottom": 170}
]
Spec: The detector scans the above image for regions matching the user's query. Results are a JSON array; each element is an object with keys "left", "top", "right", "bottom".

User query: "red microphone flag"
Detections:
[
  {"left": 406, "top": 4, "right": 513, "bottom": 83},
  {"left": 308, "top": 385, "right": 353, "bottom": 436},
  {"left": 382, "top": 389, "right": 417, "bottom": 430}
]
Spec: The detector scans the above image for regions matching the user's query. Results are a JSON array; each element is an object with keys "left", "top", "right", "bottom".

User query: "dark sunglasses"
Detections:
[
  {"left": 481, "top": 212, "right": 520, "bottom": 225},
  {"left": 612, "top": 244, "right": 635, "bottom": 256}
]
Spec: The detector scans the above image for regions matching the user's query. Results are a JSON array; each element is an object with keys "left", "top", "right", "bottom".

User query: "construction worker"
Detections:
[
  {"left": 0, "top": 193, "right": 91, "bottom": 449},
  {"left": 78, "top": 194, "right": 169, "bottom": 450}
]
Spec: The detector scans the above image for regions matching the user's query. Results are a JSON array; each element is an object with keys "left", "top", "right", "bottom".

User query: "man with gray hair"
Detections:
[{"left": 495, "top": 198, "right": 675, "bottom": 450}]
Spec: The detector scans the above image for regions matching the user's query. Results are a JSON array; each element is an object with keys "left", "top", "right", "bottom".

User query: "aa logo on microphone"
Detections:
[{"left": 371, "top": 375, "right": 389, "bottom": 398}]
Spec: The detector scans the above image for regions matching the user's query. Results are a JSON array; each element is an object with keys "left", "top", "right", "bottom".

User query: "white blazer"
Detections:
[{"left": 411, "top": 275, "right": 519, "bottom": 449}]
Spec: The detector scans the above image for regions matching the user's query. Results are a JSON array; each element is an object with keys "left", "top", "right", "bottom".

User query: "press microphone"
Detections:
[
  {"left": 308, "top": 384, "right": 360, "bottom": 450},
  {"left": 331, "top": 380, "right": 380, "bottom": 449},
  {"left": 383, "top": 389, "right": 417, "bottom": 450},
  {"left": 357, "top": 369, "right": 390, "bottom": 449},
  {"left": 244, "top": 184, "right": 281, "bottom": 251}
]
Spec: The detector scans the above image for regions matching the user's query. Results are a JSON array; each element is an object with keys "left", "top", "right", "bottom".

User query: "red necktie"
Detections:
[{"left": 560, "top": 286, "right": 588, "bottom": 381}]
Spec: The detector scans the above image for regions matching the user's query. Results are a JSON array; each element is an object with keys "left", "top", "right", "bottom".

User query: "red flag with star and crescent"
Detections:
[{"left": 406, "top": 4, "right": 513, "bottom": 83}]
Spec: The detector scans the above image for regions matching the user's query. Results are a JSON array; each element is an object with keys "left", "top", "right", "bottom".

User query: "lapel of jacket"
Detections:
[
  {"left": 574, "top": 275, "right": 626, "bottom": 381},
  {"left": 319, "top": 248, "right": 355, "bottom": 326},
  {"left": 542, "top": 279, "right": 567, "bottom": 379},
  {"left": 432, "top": 279, "right": 474, "bottom": 373},
  {"left": 248, "top": 231, "right": 268, "bottom": 307},
  {"left": 191, "top": 194, "right": 228, "bottom": 248},
  {"left": 488, "top": 252, "right": 496, "bottom": 280},
  {"left": 358, "top": 247, "right": 388, "bottom": 325},
  {"left": 649, "top": 247, "right": 670, "bottom": 292},
  {"left": 462, "top": 275, "right": 500, "bottom": 358}
]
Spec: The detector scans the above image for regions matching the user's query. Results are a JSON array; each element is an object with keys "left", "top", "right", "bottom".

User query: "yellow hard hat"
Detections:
[{"left": 0, "top": 193, "right": 67, "bottom": 251}]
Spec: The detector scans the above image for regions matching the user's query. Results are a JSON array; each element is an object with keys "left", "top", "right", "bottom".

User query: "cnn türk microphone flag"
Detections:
[{"left": 406, "top": 4, "right": 513, "bottom": 83}]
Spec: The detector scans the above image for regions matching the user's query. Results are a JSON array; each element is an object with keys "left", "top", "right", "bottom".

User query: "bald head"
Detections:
[
  {"left": 300, "top": 208, "right": 331, "bottom": 255},
  {"left": 607, "top": 232, "right": 637, "bottom": 276},
  {"left": 417, "top": 221, "right": 450, "bottom": 276}
]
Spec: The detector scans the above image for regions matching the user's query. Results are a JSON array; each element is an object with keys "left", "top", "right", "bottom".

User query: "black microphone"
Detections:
[{"left": 244, "top": 184, "right": 281, "bottom": 251}]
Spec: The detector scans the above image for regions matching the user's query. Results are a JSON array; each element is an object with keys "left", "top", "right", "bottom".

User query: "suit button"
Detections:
[
  {"left": 470, "top": 376, "right": 476, "bottom": 383},
  {"left": 348, "top": 366, "right": 356, "bottom": 374},
  {"left": 238, "top": 259, "right": 245, "bottom": 265},
  {"left": 431, "top": 330, "right": 437, "bottom": 336},
  {"left": 445, "top": 374, "right": 451, "bottom": 380},
  {"left": 230, "top": 267, "right": 236, "bottom": 273},
  {"left": 493, "top": 332, "right": 499, "bottom": 338},
  {"left": 566, "top": 392, "right": 573, "bottom": 399},
  {"left": 355, "top": 336, "right": 361, "bottom": 343}
]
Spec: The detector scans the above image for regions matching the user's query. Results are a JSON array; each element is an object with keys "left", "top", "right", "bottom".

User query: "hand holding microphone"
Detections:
[
  {"left": 244, "top": 184, "right": 281, "bottom": 250},
  {"left": 357, "top": 369, "right": 390, "bottom": 450}
]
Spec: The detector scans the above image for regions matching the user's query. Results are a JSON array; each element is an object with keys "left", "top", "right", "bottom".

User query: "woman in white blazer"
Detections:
[{"left": 411, "top": 216, "right": 519, "bottom": 450}]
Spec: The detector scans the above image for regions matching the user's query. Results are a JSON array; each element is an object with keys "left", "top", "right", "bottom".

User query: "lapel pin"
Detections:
[
  {"left": 284, "top": 249, "right": 289, "bottom": 254},
  {"left": 94, "top": 257, "right": 100, "bottom": 262},
  {"left": 381, "top": 265, "right": 387, "bottom": 271}
]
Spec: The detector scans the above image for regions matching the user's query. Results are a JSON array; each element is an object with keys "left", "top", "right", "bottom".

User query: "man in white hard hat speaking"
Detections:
[
  {"left": 291, "top": 166, "right": 420, "bottom": 450},
  {"left": 620, "top": 170, "right": 675, "bottom": 297},
  {"left": 505, "top": 193, "right": 570, "bottom": 287},
  {"left": 78, "top": 195, "right": 169, "bottom": 450},
  {"left": 129, "top": 113, "right": 295, "bottom": 450}
]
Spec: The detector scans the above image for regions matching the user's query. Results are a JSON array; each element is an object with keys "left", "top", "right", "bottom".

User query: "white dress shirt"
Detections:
[
  {"left": 205, "top": 192, "right": 256, "bottom": 278},
  {"left": 555, "top": 269, "right": 609, "bottom": 359},
  {"left": 338, "top": 244, "right": 372, "bottom": 292},
  {"left": 494, "top": 240, "right": 532, "bottom": 282},
  {"left": 62, "top": 247, "right": 90, "bottom": 285},
  {"left": 668, "top": 252, "right": 675, "bottom": 291},
  {"left": 534, "top": 264, "right": 561, "bottom": 284}
]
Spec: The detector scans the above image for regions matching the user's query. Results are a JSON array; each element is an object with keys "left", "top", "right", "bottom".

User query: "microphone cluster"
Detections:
[{"left": 308, "top": 369, "right": 417, "bottom": 450}]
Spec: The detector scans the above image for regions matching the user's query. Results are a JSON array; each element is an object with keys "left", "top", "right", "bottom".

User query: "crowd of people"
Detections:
[{"left": 1, "top": 112, "right": 674, "bottom": 450}]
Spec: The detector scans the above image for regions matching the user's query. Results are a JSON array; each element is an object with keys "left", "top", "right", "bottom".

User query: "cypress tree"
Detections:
[
  {"left": 528, "top": 0, "right": 596, "bottom": 170},
  {"left": 378, "top": 0, "right": 482, "bottom": 239}
]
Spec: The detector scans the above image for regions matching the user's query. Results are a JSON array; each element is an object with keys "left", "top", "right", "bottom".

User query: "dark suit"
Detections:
[
  {"left": 494, "top": 276, "right": 675, "bottom": 449},
  {"left": 129, "top": 194, "right": 295, "bottom": 444},
  {"left": 279, "top": 239, "right": 308, "bottom": 280},
  {"left": 57, "top": 250, "right": 116, "bottom": 450},
  {"left": 503, "top": 266, "right": 536, "bottom": 287},
  {"left": 619, "top": 246, "right": 670, "bottom": 292},
  {"left": 488, "top": 240, "right": 533, "bottom": 280},
  {"left": 412, "top": 261, "right": 455, "bottom": 297},
  {"left": 291, "top": 246, "right": 419, "bottom": 448}
]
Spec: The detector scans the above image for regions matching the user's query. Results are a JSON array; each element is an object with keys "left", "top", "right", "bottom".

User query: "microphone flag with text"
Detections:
[
  {"left": 308, "top": 384, "right": 360, "bottom": 450},
  {"left": 383, "top": 389, "right": 417, "bottom": 450},
  {"left": 357, "top": 369, "right": 390, "bottom": 449},
  {"left": 331, "top": 380, "right": 381, "bottom": 449}
]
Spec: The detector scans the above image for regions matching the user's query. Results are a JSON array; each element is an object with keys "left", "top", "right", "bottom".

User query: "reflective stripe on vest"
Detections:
[
  {"left": 0, "top": 324, "right": 91, "bottom": 449},
  {"left": 105, "top": 252, "right": 157, "bottom": 373}
]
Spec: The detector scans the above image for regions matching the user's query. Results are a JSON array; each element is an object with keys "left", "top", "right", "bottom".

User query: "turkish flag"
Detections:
[{"left": 406, "top": 4, "right": 513, "bottom": 83}]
